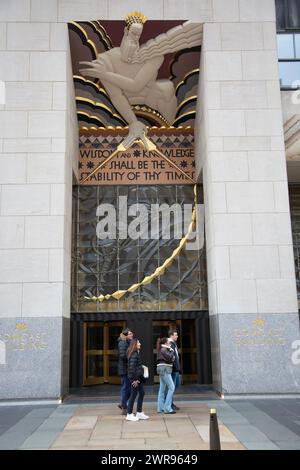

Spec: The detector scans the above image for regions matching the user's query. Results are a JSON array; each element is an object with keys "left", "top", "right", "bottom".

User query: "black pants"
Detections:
[{"left": 127, "top": 382, "right": 145, "bottom": 414}]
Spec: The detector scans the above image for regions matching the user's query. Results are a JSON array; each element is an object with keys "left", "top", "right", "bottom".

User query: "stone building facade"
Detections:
[{"left": 0, "top": 0, "right": 299, "bottom": 399}]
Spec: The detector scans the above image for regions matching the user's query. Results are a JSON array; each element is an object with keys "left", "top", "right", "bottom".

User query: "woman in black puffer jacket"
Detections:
[{"left": 126, "top": 339, "right": 149, "bottom": 421}]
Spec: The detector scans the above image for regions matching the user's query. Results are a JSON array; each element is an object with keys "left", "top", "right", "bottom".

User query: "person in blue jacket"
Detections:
[{"left": 117, "top": 327, "right": 133, "bottom": 414}]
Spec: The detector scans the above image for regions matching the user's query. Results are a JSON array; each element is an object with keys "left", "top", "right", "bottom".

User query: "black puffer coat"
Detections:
[
  {"left": 157, "top": 346, "right": 175, "bottom": 365},
  {"left": 117, "top": 334, "right": 130, "bottom": 376},
  {"left": 127, "top": 350, "right": 143, "bottom": 382}
]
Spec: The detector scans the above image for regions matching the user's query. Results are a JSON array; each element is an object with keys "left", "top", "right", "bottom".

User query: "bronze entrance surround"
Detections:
[{"left": 83, "top": 321, "right": 125, "bottom": 385}]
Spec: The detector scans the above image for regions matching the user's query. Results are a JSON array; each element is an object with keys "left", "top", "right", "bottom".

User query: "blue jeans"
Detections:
[
  {"left": 172, "top": 371, "right": 180, "bottom": 390},
  {"left": 157, "top": 365, "right": 175, "bottom": 413},
  {"left": 171, "top": 371, "right": 180, "bottom": 406},
  {"left": 120, "top": 374, "right": 131, "bottom": 409}
]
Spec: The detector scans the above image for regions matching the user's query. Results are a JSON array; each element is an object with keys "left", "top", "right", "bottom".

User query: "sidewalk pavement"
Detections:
[{"left": 0, "top": 398, "right": 300, "bottom": 450}]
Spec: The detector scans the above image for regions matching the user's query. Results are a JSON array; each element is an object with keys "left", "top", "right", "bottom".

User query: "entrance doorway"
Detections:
[
  {"left": 82, "top": 318, "right": 200, "bottom": 386},
  {"left": 69, "top": 311, "right": 212, "bottom": 388},
  {"left": 83, "top": 321, "right": 125, "bottom": 385}
]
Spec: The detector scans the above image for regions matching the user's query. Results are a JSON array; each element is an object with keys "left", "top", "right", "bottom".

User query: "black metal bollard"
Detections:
[{"left": 209, "top": 408, "right": 221, "bottom": 450}]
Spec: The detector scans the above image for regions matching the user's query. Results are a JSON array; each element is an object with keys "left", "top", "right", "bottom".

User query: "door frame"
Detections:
[
  {"left": 70, "top": 311, "right": 212, "bottom": 389},
  {"left": 83, "top": 320, "right": 125, "bottom": 385}
]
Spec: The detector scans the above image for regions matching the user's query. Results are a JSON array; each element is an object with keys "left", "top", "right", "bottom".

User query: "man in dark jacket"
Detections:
[
  {"left": 118, "top": 327, "right": 133, "bottom": 414},
  {"left": 168, "top": 329, "right": 181, "bottom": 411}
]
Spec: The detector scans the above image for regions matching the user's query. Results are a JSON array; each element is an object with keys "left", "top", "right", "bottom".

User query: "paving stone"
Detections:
[
  {"left": 90, "top": 424, "right": 121, "bottom": 440},
  {"left": 189, "top": 417, "right": 211, "bottom": 427},
  {"left": 123, "top": 420, "right": 166, "bottom": 432},
  {"left": 100, "top": 415, "right": 125, "bottom": 421},
  {"left": 218, "top": 425, "right": 239, "bottom": 442},
  {"left": 36, "top": 416, "right": 70, "bottom": 431},
  {"left": 273, "top": 418, "right": 300, "bottom": 436},
  {"left": 25, "top": 407, "right": 57, "bottom": 418},
  {"left": 19, "top": 430, "right": 59, "bottom": 449},
  {"left": 122, "top": 432, "right": 169, "bottom": 439},
  {"left": 6, "top": 399, "right": 295, "bottom": 451},
  {"left": 0, "top": 407, "right": 33, "bottom": 426},
  {"left": 64, "top": 416, "right": 98, "bottom": 430},
  {"left": 145, "top": 436, "right": 204, "bottom": 445},
  {"left": 176, "top": 442, "right": 209, "bottom": 450},
  {"left": 113, "top": 445, "right": 149, "bottom": 450},
  {"left": 278, "top": 401, "right": 300, "bottom": 416},
  {"left": 217, "top": 410, "right": 250, "bottom": 425},
  {"left": 0, "top": 425, "right": 10, "bottom": 435},
  {"left": 88, "top": 438, "right": 145, "bottom": 447},
  {"left": 8, "top": 417, "right": 45, "bottom": 433},
  {"left": 255, "top": 422, "right": 300, "bottom": 441},
  {"left": 163, "top": 414, "right": 190, "bottom": 419},
  {"left": 0, "top": 432, "right": 28, "bottom": 450},
  {"left": 76, "top": 407, "right": 121, "bottom": 416},
  {"left": 226, "top": 424, "right": 270, "bottom": 442},
  {"left": 196, "top": 425, "right": 209, "bottom": 442},
  {"left": 143, "top": 444, "right": 180, "bottom": 450},
  {"left": 240, "top": 412, "right": 300, "bottom": 441},
  {"left": 244, "top": 441, "right": 280, "bottom": 450},
  {"left": 50, "top": 406, "right": 79, "bottom": 417},
  {"left": 52, "top": 430, "right": 91, "bottom": 447},
  {"left": 275, "top": 440, "right": 300, "bottom": 450},
  {"left": 230, "top": 402, "right": 261, "bottom": 413},
  {"left": 50, "top": 446, "right": 92, "bottom": 450},
  {"left": 220, "top": 442, "right": 246, "bottom": 450},
  {"left": 250, "top": 399, "right": 286, "bottom": 415},
  {"left": 165, "top": 425, "right": 199, "bottom": 438}
]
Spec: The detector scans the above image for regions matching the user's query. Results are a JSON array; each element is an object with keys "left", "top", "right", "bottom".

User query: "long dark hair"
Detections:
[
  {"left": 156, "top": 337, "right": 168, "bottom": 352},
  {"left": 127, "top": 338, "right": 139, "bottom": 358}
]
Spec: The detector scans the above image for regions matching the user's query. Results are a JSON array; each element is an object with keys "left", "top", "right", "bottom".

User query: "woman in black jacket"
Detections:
[
  {"left": 156, "top": 337, "right": 176, "bottom": 414},
  {"left": 126, "top": 339, "right": 149, "bottom": 421}
]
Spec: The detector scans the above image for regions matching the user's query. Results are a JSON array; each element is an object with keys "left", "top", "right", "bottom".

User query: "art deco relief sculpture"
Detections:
[{"left": 79, "top": 11, "right": 202, "bottom": 149}]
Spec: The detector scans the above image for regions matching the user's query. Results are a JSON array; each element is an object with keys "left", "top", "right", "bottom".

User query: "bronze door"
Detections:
[{"left": 83, "top": 321, "right": 125, "bottom": 385}]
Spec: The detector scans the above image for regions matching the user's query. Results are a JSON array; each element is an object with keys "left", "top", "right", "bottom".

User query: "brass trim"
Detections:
[
  {"left": 175, "top": 68, "right": 199, "bottom": 95},
  {"left": 173, "top": 111, "right": 196, "bottom": 126},
  {"left": 76, "top": 96, "right": 127, "bottom": 124},
  {"left": 74, "top": 74, "right": 109, "bottom": 96},
  {"left": 88, "top": 20, "right": 112, "bottom": 50},
  {"left": 69, "top": 21, "right": 98, "bottom": 58},
  {"left": 79, "top": 125, "right": 193, "bottom": 132},
  {"left": 175, "top": 95, "right": 197, "bottom": 117},
  {"left": 95, "top": 20, "right": 113, "bottom": 48},
  {"left": 132, "top": 104, "right": 170, "bottom": 126},
  {"left": 77, "top": 110, "right": 106, "bottom": 127}
]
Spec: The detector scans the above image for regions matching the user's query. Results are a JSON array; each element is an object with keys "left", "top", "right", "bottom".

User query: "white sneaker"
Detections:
[
  {"left": 136, "top": 412, "right": 149, "bottom": 420},
  {"left": 126, "top": 413, "right": 139, "bottom": 422}
]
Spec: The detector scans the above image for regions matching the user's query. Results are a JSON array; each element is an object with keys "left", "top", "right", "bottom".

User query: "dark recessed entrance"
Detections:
[{"left": 70, "top": 311, "right": 212, "bottom": 388}]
